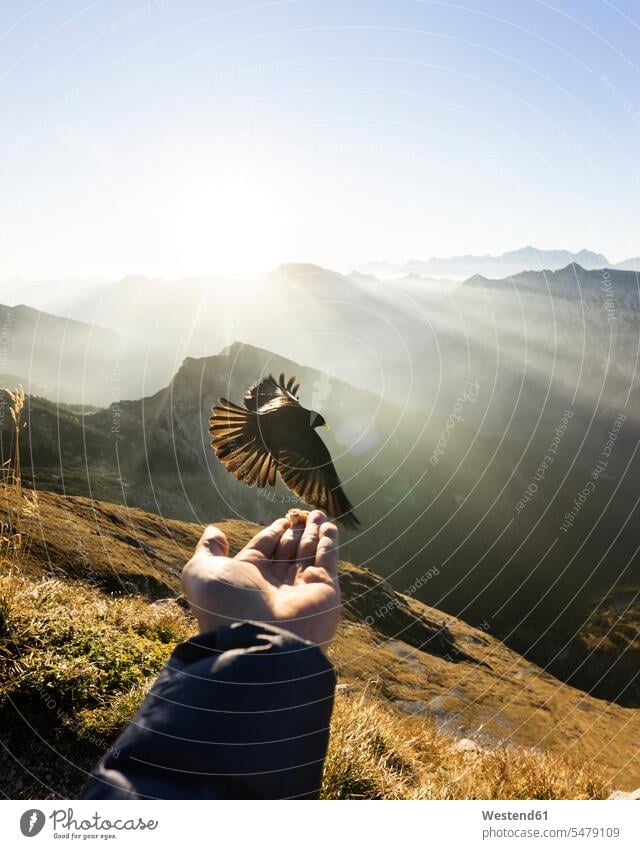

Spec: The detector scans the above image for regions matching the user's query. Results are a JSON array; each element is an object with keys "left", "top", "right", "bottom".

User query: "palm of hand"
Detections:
[{"left": 181, "top": 511, "right": 341, "bottom": 648}]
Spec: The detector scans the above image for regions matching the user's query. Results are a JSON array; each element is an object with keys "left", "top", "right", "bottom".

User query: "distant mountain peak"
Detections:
[
  {"left": 358, "top": 246, "right": 612, "bottom": 281},
  {"left": 274, "top": 262, "right": 331, "bottom": 278},
  {"left": 218, "top": 340, "right": 274, "bottom": 359},
  {"left": 117, "top": 274, "right": 153, "bottom": 284},
  {"left": 613, "top": 257, "right": 640, "bottom": 271}
]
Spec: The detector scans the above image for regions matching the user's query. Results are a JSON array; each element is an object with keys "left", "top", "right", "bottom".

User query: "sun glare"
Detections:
[{"left": 168, "top": 170, "right": 292, "bottom": 276}]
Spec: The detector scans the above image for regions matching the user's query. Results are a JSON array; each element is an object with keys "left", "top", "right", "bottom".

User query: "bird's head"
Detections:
[{"left": 310, "top": 410, "right": 328, "bottom": 429}]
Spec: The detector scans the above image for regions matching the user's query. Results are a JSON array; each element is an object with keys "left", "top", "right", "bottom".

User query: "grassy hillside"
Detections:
[{"left": 0, "top": 485, "right": 638, "bottom": 798}]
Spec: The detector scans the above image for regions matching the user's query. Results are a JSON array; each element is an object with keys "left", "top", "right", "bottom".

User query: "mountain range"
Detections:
[
  {"left": 2, "top": 258, "right": 639, "bottom": 410},
  {"left": 351, "top": 246, "right": 639, "bottom": 280}
]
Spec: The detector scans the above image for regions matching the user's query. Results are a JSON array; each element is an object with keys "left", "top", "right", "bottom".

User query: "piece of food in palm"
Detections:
[
  {"left": 286, "top": 508, "right": 309, "bottom": 526},
  {"left": 209, "top": 373, "right": 359, "bottom": 528}
]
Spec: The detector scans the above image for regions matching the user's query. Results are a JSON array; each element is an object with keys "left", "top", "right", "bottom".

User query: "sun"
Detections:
[{"left": 168, "top": 170, "right": 293, "bottom": 276}]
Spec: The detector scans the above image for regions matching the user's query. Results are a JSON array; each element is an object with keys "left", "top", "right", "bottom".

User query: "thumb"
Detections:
[{"left": 197, "top": 524, "right": 229, "bottom": 557}]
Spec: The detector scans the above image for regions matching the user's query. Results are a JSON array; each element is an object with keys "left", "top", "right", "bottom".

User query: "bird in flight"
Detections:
[{"left": 209, "top": 373, "right": 359, "bottom": 527}]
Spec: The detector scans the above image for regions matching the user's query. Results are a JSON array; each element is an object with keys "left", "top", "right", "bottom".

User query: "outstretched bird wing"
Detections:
[
  {"left": 209, "top": 373, "right": 299, "bottom": 489},
  {"left": 278, "top": 436, "right": 360, "bottom": 528},
  {"left": 244, "top": 372, "right": 301, "bottom": 412},
  {"left": 209, "top": 399, "right": 277, "bottom": 488}
]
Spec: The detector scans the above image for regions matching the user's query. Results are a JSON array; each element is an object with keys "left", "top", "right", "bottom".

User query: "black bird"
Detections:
[{"left": 209, "top": 373, "right": 359, "bottom": 527}]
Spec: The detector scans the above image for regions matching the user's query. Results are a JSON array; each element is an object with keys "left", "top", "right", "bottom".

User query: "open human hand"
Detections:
[{"left": 181, "top": 510, "right": 341, "bottom": 648}]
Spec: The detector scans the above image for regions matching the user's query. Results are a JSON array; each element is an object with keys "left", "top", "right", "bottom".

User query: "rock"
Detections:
[
  {"left": 335, "top": 683, "right": 353, "bottom": 697},
  {"left": 387, "top": 639, "right": 424, "bottom": 673},
  {"left": 393, "top": 698, "right": 431, "bottom": 717},
  {"left": 608, "top": 787, "right": 640, "bottom": 800},
  {"left": 150, "top": 597, "right": 180, "bottom": 609},
  {"left": 456, "top": 738, "right": 480, "bottom": 752}
]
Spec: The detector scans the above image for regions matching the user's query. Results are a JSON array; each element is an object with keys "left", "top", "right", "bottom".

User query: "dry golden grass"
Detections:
[
  {"left": 0, "top": 574, "right": 192, "bottom": 725},
  {"left": 0, "top": 572, "right": 193, "bottom": 798},
  {"left": 322, "top": 691, "right": 418, "bottom": 798},
  {"left": 0, "top": 385, "right": 32, "bottom": 636},
  {"left": 323, "top": 691, "right": 609, "bottom": 800}
]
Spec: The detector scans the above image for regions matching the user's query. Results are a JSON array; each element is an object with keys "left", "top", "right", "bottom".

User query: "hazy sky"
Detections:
[{"left": 1, "top": 0, "right": 639, "bottom": 277}]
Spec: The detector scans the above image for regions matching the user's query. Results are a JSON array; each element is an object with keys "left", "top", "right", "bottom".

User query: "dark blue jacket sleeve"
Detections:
[{"left": 81, "top": 621, "right": 336, "bottom": 800}]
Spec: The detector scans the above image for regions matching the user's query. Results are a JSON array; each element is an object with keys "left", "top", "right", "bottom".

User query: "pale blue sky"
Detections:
[{"left": 1, "top": 0, "right": 639, "bottom": 277}]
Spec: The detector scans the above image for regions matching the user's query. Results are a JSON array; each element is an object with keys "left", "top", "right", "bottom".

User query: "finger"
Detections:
[
  {"left": 274, "top": 522, "right": 305, "bottom": 564},
  {"left": 296, "top": 510, "right": 326, "bottom": 567},
  {"left": 197, "top": 525, "right": 229, "bottom": 557},
  {"left": 242, "top": 517, "right": 291, "bottom": 559},
  {"left": 314, "top": 521, "right": 339, "bottom": 578}
]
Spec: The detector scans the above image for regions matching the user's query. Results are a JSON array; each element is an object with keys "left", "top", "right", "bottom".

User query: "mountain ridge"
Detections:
[{"left": 353, "top": 246, "right": 613, "bottom": 280}]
